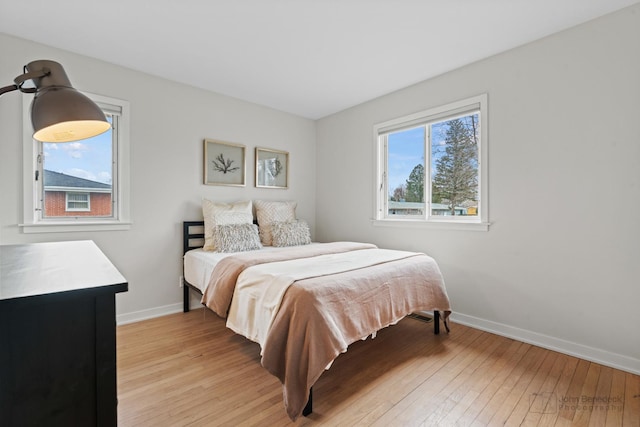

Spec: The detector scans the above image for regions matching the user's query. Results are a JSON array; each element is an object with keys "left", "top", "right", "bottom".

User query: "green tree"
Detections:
[
  {"left": 431, "top": 182, "right": 442, "bottom": 203},
  {"left": 405, "top": 164, "right": 424, "bottom": 202},
  {"left": 432, "top": 117, "right": 478, "bottom": 215}
]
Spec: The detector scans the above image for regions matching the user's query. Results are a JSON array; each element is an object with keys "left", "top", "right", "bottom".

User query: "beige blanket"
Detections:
[
  {"left": 226, "top": 248, "right": 424, "bottom": 350},
  {"left": 201, "top": 242, "right": 451, "bottom": 420}
]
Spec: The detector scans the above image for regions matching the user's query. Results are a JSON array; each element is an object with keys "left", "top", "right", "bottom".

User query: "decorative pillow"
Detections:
[
  {"left": 271, "top": 220, "right": 311, "bottom": 247},
  {"left": 202, "top": 199, "right": 253, "bottom": 251},
  {"left": 253, "top": 200, "right": 297, "bottom": 246},
  {"left": 212, "top": 223, "right": 262, "bottom": 253}
]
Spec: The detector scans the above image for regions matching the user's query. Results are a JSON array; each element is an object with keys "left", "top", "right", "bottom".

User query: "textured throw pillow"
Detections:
[
  {"left": 202, "top": 199, "right": 253, "bottom": 251},
  {"left": 253, "top": 200, "right": 297, "bottom": 246},
  {"left": 271, "top": 220, "right": 311, "bottom": 247},
  {"left": 212, "top": 223, "right": 262, "bottom": 253}
]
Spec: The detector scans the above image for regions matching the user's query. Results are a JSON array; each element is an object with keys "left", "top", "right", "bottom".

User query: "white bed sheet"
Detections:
[{"left": 183, "top": 244, "right": 323, "bottom": 293}]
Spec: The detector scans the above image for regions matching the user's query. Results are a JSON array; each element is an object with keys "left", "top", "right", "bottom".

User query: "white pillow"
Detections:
[
  {"left": 271, "top": 220, "right": 311, "bottom": 247},
  {"left": 254, "top": 200, "right": 297, "bottom": 246},
  {"left": 202, "top": 199, "right": 253, "bottom": 251},
  {"left": 212, "top": 223, "right": 262, "bottom": 253}
]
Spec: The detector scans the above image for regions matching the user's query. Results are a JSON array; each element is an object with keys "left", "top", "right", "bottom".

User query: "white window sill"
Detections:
[
  {"left": 19, "top": 221, "right": 132, "bottom": 234},
  {"left": 371, "top": 219, "right": 490, "bottom": 231}
]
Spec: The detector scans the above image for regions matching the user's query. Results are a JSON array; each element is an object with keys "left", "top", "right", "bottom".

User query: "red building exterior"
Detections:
[
  {"left": 44, "top": 191, "right": 112, "bottom": 217},
  {"left": 43, "top": 170, "right": 112, "bottom": 218}
]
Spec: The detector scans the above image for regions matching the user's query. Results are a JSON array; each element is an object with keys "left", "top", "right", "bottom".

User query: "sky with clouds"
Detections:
[
  {"left": 43, "top": 130, "right": 112, "bottom": 184},
  {"left": 387, "top": 126, "right": 425, "bottom": 194},
  {"left": 386, "top": 116, "right": 476, "bottom": 196}
]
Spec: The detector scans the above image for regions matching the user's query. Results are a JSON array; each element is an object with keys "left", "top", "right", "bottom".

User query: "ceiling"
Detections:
[{"left": 1, "top": 0, "right": 637, "bottom": 119}]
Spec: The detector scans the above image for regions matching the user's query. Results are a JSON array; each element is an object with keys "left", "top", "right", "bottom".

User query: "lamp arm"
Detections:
[
  {"left": 14, "top": 68, "right": 50, "bottom": 94},
  {"left": 0, "top": 68, "right": 50, "bottom": 97},
  {"left": 0, "top": 84, "right": 19, "bottom": 97}
]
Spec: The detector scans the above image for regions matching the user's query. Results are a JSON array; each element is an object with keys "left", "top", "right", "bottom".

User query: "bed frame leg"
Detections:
[
  {"left": 434, "top": 310, "right": 440, "bottom": 335},
  {"left": 303, "top": 387, "right": 313, "bottom": 416},
  {"left": 183, "top": 284, "right": 190, "bottom": 313}
]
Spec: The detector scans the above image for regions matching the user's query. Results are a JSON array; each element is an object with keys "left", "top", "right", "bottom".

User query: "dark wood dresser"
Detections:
[{"left": 0, "top": 240, "right": 128, "bottom": 427}]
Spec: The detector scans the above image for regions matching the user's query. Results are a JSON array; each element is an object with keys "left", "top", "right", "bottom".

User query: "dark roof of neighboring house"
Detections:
[{"left": 44, "top": 169, "right": 111, "bottom": 190}]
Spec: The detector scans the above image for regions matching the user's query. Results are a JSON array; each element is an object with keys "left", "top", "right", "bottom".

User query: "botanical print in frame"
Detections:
[
  {"left": 256, "top": 147, "right": 288, "bottom": 189},
  {"left": 204, "top": 139, "right": 246, "bottom": 186}
]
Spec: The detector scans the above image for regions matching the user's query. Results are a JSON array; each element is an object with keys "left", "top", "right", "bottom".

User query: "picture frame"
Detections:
[
  {"left": 203, "top": 139, "right": 246, "bottom": 186},
  {"left": 255, "top": 147, "right": 289, "bottom": 189}
]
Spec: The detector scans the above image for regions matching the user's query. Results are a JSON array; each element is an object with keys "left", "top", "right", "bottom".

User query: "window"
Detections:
[
  {"left": 21, "top": 93, "right": 131, "bottom": 233},
  {"left": 66, "top": 192, "right": 90, "bottom": 211},
  {"left": 374, "top": 94, "right": 488, "bottom": 230}
]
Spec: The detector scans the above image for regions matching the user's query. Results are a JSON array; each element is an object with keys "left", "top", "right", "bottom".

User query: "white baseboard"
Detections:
[
  {"left": 116, "top": 288, "right": 205, "bottom": 325},
  {"left": 450, "top": 312, "right": 640, "bottom": 376},
  {"left": 116, "top": 303, "right": 184, "bottom": 325}
]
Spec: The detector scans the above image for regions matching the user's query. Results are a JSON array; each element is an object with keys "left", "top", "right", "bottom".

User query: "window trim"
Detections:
[
  {"left": 20, "top": 92, "right": 131, "bottom": 233},
  {"left": 372, "top": 94, "right": 489, "bottom": 231}
]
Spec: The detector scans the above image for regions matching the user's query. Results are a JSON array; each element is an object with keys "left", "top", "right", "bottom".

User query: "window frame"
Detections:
[
  {"left": 21, "top": 92, "right": 131, "bottom": 233},
  {"left": 373, "top": 94, "right": 489, "bottom": 231}
]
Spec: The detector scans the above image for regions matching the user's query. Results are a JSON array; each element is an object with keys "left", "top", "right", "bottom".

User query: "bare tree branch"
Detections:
[{"left": 212, "top": 153, "right": 240, "bottom": 174}]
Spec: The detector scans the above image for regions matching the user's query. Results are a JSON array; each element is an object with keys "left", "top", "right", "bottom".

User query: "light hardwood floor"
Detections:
[{"left": 117, "top": 309, "right": 640, "bottom": 426}]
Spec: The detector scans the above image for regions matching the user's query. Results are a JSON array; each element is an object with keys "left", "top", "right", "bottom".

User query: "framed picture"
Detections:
[
  {"left": 256, "top": 147, "right": 289, "bottom": 189},
  {"left": 204, "top": 139, "right": 246, "bottom": 186}
]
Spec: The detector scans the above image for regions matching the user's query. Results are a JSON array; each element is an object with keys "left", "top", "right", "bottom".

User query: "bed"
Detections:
[{"left": 182, "top": 219, "right": 451, "bottom": 420}]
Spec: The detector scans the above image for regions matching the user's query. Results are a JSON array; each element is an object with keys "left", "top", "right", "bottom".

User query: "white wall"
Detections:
[
  {"left": 316, "top": 5, "right": 640, "bottom": 374},
  {"left": 2, "top": 5, "right": 638, "bottom": 375},
  {"left": 0, "top": 33, "right": 317, "bottom": 322}
]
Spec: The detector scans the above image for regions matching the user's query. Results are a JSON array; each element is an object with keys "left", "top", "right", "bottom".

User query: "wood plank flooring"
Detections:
[{"left": 117, "top": 309, "right": 640, "bottom": 426}]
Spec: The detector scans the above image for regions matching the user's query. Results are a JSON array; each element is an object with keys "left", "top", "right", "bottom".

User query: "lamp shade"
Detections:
[{"left": 25, "top": 60, "right": 110, "bottom": 143}]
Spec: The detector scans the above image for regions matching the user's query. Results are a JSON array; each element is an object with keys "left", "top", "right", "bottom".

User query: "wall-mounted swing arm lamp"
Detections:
[{"left": 0, "top": 60, "right": 110, "bottom": 143}]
